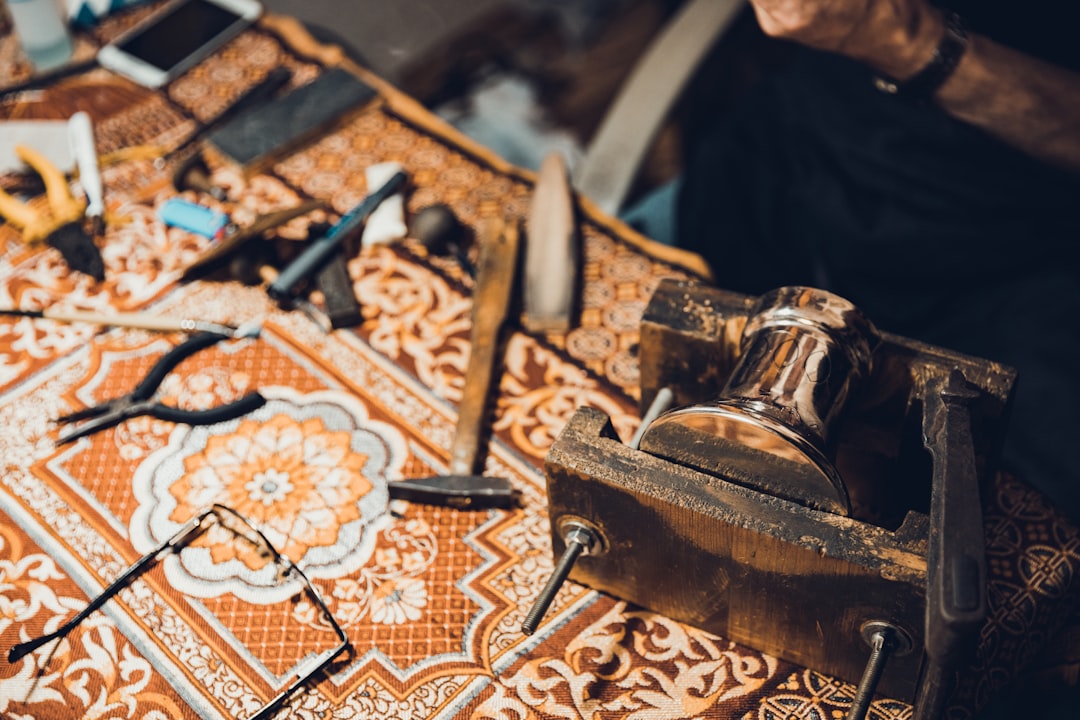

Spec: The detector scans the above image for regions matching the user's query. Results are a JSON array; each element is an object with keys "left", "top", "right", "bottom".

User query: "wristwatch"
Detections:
[{"left": 874, "top": 11, "right": 969, "bottom": 101}]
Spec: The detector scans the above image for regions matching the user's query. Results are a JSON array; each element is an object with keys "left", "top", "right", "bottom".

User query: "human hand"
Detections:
[{"left": 747, "top": 0, "right": 945, "bottom": 79}]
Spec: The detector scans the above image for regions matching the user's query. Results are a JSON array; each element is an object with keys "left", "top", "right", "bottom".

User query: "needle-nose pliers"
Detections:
[{"left": 56, "top": 331, "right": 266, "bottom": 445}]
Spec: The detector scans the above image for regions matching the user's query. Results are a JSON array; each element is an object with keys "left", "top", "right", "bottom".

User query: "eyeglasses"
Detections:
[{"left": 7, "top": 503, "right": 350, "bottom": 720}]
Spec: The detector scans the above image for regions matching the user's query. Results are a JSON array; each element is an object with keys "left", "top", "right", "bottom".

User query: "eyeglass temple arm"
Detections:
[
  {"left": 7, "top": 514, "right": 211, "bottom": 664},
  {"left": 247, "top": 563, "right": 350, "bottom": 720},
  {"left": 247, "top": 640, "right": 350, "bottom": 720}
]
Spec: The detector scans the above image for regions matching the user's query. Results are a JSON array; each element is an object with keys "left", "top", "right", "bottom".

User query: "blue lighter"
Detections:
[{"left": 157, "top": 197, "right": 230, "bottom": 239}]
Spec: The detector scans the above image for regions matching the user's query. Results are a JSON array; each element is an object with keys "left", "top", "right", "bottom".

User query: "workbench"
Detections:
[{"left": 1, "top": 4, "right": 1077, "bottom": 719}]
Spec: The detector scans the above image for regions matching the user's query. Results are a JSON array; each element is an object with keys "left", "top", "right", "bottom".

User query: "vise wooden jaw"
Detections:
[{"left": 540, "top": 279, "right": 1015, "bottom": 718}]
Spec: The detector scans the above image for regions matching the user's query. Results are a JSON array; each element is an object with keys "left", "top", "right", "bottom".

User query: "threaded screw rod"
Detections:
[{"left": 521, "top": 524, "right": 596, "bottom": 635}]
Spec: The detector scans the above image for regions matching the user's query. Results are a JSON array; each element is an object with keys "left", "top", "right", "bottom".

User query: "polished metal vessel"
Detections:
[{"left": 639, "top": 286, "right": 880, "bottom": 514}]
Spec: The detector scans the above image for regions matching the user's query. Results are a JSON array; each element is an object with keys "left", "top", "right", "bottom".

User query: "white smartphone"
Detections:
[{"left": 97, "top": 0, "right": 262, "bottom": 88}]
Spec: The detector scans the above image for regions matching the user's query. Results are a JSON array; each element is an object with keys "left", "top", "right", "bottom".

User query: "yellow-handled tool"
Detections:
[{"left": 0, "top": 144, "right": 104, "bottom": 280}]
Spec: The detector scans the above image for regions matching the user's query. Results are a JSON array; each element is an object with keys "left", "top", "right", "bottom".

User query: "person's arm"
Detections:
[{"left": 747, "top": 0, "right": 1080, "bottom": 172}]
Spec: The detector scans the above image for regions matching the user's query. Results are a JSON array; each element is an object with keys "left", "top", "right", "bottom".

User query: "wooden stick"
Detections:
[
  {"left": 448, "top": 215, "right": 520, "bottom": 476},
  {"left": 0, "top": 307, "right": 242, "bottom": 337}
]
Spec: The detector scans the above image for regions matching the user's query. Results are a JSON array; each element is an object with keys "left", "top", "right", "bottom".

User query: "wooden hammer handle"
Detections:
[{"left": 448, "top": 216, "right": 520, "bottom": 476}]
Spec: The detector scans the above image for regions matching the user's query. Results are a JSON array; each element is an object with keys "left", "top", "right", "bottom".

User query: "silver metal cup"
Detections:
[{"left": 639, "top": 286, "right": 879, "bottom": 515}]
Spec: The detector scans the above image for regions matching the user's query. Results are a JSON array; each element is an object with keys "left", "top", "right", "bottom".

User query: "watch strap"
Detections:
[{"left": 874, "top": 11, "right": 969, "bottom": 101}]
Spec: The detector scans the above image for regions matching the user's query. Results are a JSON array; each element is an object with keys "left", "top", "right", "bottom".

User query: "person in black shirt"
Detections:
[
  {"left": 674, "top": 0, "right": 1080, "bottom": 535},
  {"left": 658, "top": 5, "right": 1080, "bottom": 715}
]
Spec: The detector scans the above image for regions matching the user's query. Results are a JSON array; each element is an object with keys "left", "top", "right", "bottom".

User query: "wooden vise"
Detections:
[{"left": 541, "top": 279, "right": 1016, "bottom": 719}]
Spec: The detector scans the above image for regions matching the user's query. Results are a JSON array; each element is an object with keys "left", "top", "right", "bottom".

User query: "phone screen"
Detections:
[{"left": 116, "top": 0, "right": 243, "bottom": 71}]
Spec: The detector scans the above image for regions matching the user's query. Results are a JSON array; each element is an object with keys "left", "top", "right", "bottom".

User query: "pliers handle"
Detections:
[
  {"left": 0, "top": 145, "right": 85, "bottom": 244},
  {"left": 126, "top": 330, "right": 228, "bottom": 403},
  {"left": 56, "top": 393, "right": 266, "bottom": 445},
  {"left": 56, "top": 332, "right": 266, "bottom": 445}
]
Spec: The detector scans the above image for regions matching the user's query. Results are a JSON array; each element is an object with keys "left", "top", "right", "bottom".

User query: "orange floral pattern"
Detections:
[
  {"left": 130, "top": 389, "right": 401, "bottom": 603},
  {"left": 174, "top": 414, "right": 372, "bottom": 566}
]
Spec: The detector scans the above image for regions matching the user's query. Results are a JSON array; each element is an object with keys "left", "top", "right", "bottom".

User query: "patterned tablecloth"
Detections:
[{"left": 1, "top": 5, "right": 1078, "bottom": 719}]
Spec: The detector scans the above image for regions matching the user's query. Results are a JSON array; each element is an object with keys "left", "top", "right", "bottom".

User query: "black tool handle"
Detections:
[
  {"left": 316, "top": 250, "right": 363, "bottom": 329},
  {"left": 131, "top": 332, "right": 227, "bottom": 400},
  {"left": 924, "top": 369, "right": 986, "bottom": 657},
  {"left": 268, "top": 171, "right": 407, "bottom": 302},
  {"left": 913, "top": 369, "right": 987, "bottom": 720},
  {"left": 150, "top": 392, "right": 266, "bottom": 425}
]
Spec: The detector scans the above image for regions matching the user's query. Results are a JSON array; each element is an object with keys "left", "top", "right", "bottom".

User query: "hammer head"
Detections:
[{"left": 388, "top": 475, "right": 520, "bottom": 509}]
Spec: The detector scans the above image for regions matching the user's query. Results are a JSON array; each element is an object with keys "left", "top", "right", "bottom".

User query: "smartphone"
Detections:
[{"left": 97, "top": 0, "right": 262, "bottom": 88}]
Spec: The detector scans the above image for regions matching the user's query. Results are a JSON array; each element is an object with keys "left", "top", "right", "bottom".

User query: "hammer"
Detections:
[{"left": 389, "top": 214, "right": 521, "bottom": 509}]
